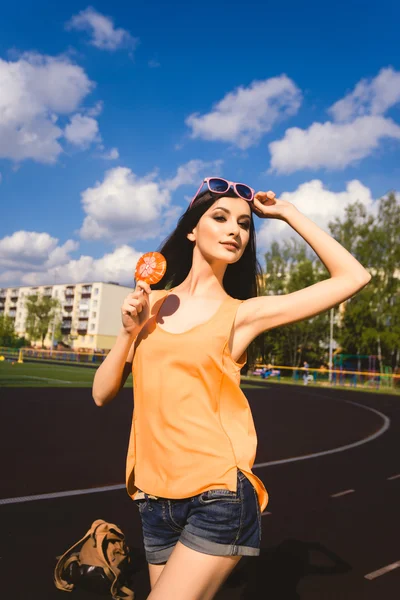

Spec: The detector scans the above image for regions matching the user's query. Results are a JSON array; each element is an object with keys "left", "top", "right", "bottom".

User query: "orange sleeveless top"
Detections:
[{"left": 126, "top": 288, "right": 269, "bottom": 512}]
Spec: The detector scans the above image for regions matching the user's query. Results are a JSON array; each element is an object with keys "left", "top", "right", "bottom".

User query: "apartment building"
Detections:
[{"left": 0, "top": 281, "right": 132, "bottom": 350}]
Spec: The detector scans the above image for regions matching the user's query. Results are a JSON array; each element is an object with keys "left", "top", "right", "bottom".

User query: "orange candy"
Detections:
[{"left": 135, "top": 252, "right": 167, "bottom": 285}]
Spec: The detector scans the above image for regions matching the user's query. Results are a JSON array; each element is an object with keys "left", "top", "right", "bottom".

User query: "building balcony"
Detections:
[
  {"left": 10, "top": 296, "right": 19, "bottom": 302},
  {"left": 63, "top": 304, "right": 74, "bottom": 312},
  {"left": 44, "top": 288, "right": 53, "bottom": 296},
  {"left": 77, "top": 327, "right": 87, "bottom": 335},
  {"left": 9, "top": 312, "right": 16, "bottom": 319},
  {"left": 81, "top": 292, "right": 92, "bottom": 299},
  {"left": 61, "top": 326, "right": 72, "bottom": 334},
  {"left": 78, "top": 315, "right": 89, "bottom": 321}
]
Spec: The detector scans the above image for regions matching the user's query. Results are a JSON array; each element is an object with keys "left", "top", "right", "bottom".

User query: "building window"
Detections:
[
  {"left": 89, "top": 336, "right": 94, "bottom": 343},
  {"left": 93, "top": 300, "right": 98, "bottom": 308},
  {"left": 92, "top": 312, "right": 97, "bottom": 318},
  {"left": 94, "top": 288, "right": 99, "bottom": 296},
  {"left": 90, "top": 323, "right": 95, "bottom": 331}
]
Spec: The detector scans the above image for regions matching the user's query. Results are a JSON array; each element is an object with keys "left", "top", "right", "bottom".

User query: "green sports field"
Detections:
[
  {"left": 1, "top": 360, "right": 397, "bottom": 394},
  {"left": 0, "top": 361, "right": 111, "bottom": 388},
  {"left": 0, "top": 360, "right": 265, "bottom": 389}
]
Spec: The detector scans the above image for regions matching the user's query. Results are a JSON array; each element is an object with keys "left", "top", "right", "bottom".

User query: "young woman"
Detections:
[{"left": 92, "top": 178, "right": 371, "bottom": 600}]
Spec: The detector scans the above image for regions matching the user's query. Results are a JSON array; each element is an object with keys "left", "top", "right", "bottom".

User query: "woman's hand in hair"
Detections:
[
  {"left": 121, "top": 281, "right": 152, "bottom": 334},
  {"left": 252, "top": 190, "right": 295, "bottom": 221}
]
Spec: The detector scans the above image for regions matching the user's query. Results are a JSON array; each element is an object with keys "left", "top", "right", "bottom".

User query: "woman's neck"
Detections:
[{"left": 173, "top": 246, "right": 230, "bottom": 297}]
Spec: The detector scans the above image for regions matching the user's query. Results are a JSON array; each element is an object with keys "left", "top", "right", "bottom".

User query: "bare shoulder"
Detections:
[{"left": 149, "top": 288, "right": 169, "bottom": 311}]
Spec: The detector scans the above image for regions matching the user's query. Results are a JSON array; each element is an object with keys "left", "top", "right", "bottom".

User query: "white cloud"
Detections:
[
  {"left": 329, "top": 67, "right": 400, "bottom": 122},
  {"left": 163, "top": 158, "right": 223, "bottom": 191},
  {"left": 0, "top": 245, "right": 142, "bottom": 287},
  {"left": 186, "top": 75, "right": 302, "bottom": 149},
  {"left": 79, "top": 167, "right": 171, "bottom": 242},
  {"left": 269, "top": 67, "right": 400, "bottom": 174},
  {"left": 0, "top": 231, "right": 78, "bottom": 271},
  {"left": 66, "top": 7, "right": 139, "bottom": 51},
  {"left": 269, "top": 116, "right": 400, "bottom": 174},
  {"left": 257, "top": 179, "right": 377, "bottom": 250},
  {"left": 100, "top": 147, "right": 119, "bottom": 160},
  {"left": 0, "top": 52, "right": 96, "bottom": 163},
  {"left": 86, "top": 101, "right": 103, "bottom": 117},
  {"left": 64, "top": 113, "right": 100, "bottom": 147},
  {"left": 79, "top": 159, "right": 222, "bottom": 242}
]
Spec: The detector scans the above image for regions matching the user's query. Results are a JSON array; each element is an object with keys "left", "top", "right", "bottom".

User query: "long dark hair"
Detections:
[{"left": 153, "top": 191, "right": 262, "bottom": 300}]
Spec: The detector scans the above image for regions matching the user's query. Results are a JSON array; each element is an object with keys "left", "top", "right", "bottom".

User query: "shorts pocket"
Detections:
[
  {"left": 199, "top": 489, "right": 241, "bottom": 504},
  {"left": 251, "top": 486, "right": 262, "bottom": 543},
  {"left": 134, "top": 498, "right": 147, "bottom": 513}
]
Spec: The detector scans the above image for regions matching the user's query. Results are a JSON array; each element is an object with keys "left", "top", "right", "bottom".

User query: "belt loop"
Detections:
[{"left": 144, "top": 492, "right": 153, "bottom": 511}]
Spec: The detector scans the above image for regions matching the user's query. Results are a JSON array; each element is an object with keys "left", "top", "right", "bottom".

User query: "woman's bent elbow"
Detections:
[{"left": 92, "top": 389, "right": 114, "bottom": 407}]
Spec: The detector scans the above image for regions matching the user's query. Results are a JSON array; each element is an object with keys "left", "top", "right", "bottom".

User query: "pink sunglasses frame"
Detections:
[{"left": 189, "top": 177, "right": 255, "bottom": 209}]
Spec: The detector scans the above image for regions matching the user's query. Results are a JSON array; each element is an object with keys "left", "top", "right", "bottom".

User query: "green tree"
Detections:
[
  {"left": 0, "top": 315, "right": 18, "bottom": 347},
  {"left": 249, "top": 239, "right": 331, "bottom": 368},
  {"left": 25, "top": 294, "right": 60, "bottom": 348},
  {"left": 329, "top": 192, "right": 400, "bottom": 369}
]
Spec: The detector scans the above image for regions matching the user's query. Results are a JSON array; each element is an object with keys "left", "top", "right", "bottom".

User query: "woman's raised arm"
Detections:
[{"left": 239, "top": 192, "right": 371, "bottom": 339}]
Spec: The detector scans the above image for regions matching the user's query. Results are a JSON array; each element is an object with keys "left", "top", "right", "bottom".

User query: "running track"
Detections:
[{"left": 0, "top": 383, "right": 399, "bottom": 599}]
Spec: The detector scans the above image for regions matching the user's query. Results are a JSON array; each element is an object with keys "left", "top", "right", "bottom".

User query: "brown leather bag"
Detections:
[{"left": 54, "top": 519, "right": 134, "bottom": 599}]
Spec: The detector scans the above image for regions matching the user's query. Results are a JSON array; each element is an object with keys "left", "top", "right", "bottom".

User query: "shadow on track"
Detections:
[{"left": 221, "top": 540, "right": 352, "bottom": 600}]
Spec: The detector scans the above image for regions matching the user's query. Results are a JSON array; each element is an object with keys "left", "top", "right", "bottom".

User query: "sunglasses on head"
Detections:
[{"left": 189, "top": 177, "right": 255, "bottom": 209}]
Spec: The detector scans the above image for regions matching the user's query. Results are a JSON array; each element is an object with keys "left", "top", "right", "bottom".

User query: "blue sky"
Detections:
[{"left": 1, "top": 0, "right": 399, "bottom": 286}]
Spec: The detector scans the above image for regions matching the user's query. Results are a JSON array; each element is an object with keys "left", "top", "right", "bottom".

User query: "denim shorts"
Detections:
[{"left": 133, "top": 469, "right": 262, "bottom": 564}]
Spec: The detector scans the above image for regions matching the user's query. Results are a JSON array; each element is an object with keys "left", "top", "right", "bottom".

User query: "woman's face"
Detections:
[{"left": 188, "top": 196, "right": 252, "bottom": 263}]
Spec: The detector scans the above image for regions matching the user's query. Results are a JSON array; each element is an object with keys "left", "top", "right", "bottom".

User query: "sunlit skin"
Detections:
[
  {"left": 184, "top": 196, "right": 252, "bottom": 298},
  {"left": 93, "top": 186, "right": 371, "bottom": 598}
]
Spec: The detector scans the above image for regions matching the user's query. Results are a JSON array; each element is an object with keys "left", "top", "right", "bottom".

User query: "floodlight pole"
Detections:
[{"left": 328, "top": 308, "right": 334, "bottom": 382}]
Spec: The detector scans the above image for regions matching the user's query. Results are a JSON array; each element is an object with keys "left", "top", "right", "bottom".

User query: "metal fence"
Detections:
[
  {"left": 1, "top": 347, "right": 399, "bottom": 390},
  {"left": 249, "top": 364, "right": 399, "bottom": 390},
  {"left": 0, "top": 346, "right": 107, "bottom": 366}
]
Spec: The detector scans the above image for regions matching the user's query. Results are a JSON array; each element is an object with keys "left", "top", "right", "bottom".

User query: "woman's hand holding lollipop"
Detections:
[
  {"left": 121, "top": 281, "right": 152, "bottom": 333},
  {"left": 122, "top": 252, "right": 167, "bottom": 334}
]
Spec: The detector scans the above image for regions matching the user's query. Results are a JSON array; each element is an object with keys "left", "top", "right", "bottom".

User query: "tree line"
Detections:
[
  {"left": 0, "top": 295, "right": 60, "bottom": 348},
  {"left": 249, "top": 192, "right": 399, "bottom": 371}
]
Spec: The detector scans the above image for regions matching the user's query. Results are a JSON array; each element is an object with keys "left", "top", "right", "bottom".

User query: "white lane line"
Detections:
[
  {"left": 0, "top": 392, "right": 391, "bottom": 506},
  {"left": 0, "top": 484, "right": 125, "bottom": 505},
  {"left": 253, "top": 394, "right": 390, "bottom": 468},
  {"left": 387, "top": 474, "right": 400, "bottom": 481},
  {"left": 19, "top": 375, "right": 73, "bottom": 384},
  {"left": 330, "top": 489, "right": 355, "bottom": 498},
  {"left": 365, "top": 560, "right": 400, "bottom": 580}
]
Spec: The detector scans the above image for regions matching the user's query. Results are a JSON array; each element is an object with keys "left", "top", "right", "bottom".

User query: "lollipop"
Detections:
[{"left": 135, "top": 252, "right": 167, "bottom": 285}]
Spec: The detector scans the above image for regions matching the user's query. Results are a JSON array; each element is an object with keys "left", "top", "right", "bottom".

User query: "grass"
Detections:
[
  {"left": 0, "top": 360, "right": 108, "bottom": 388},
  {"left": 0, "top": 360, "right": 398, "bottom": 395},
  {"left": 242, "top": 375, "right": 400, "bottom": 396}
]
